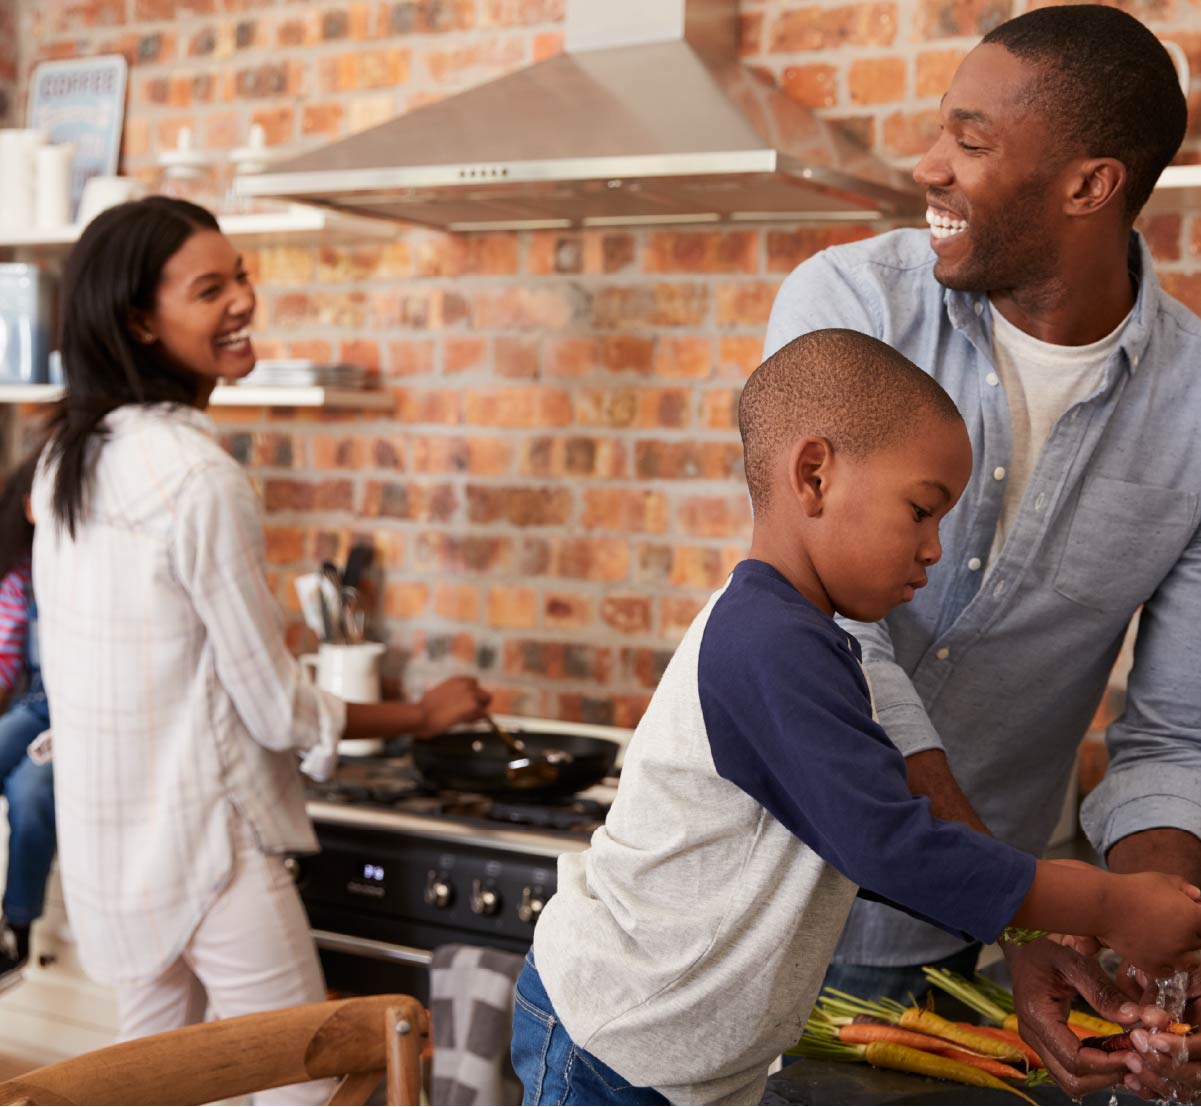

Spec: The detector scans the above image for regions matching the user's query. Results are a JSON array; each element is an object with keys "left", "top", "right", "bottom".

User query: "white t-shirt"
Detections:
[{"left": 988, "top": 302, "right": 1132, "bottom": 560}]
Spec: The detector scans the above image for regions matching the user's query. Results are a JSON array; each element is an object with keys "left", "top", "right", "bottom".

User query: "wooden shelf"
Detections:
[
  {"left": 0, "top": 383, "right": 394, "bottom": 410},
  {"left": 0, "top": 204, "right": 397, "bottom": 251}
]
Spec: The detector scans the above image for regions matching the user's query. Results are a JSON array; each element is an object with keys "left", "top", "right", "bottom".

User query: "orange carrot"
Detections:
[
  {"left": 861, "top": 1042, "right": 1037, "bottom": 1104},
  {"left": 1003, "top": 1011, "right": 1121, "bottom": 1037},
  {"left": 1168, "top": 1023, "right": 1193, "bottom": 1036},
  {"left": 838, "top": 1024, "right": 960, "bottom": 1052},
  {"left": 899, "top": 1008, "right": 1025, "bottom": 1063},
  {"left": 935, "top": 1047, "right": 1028, "bottom": 1083},
  {"left": 957, "top": 1023, "right": 1042, "bottom": 1069}
]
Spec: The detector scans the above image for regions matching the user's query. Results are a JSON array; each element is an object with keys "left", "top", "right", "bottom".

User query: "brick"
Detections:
[
  {"left": 302, "top": 101, "right": 345, "bottom": 135},
  {"left": 387, "top": 340, "right": 437, "bottom": 377},
  {"left": 882, "top": 109, "right": 942, "bottom": 158},
  {"left": 769, "top": 4, "right": 897, "bottom": 51},
  {"left": 543, "top": 591, "right": 592, "bottom": 629},
  {"left": 714, "top": 281, "right": 780, "bottom": 326},
  {"left": 410, "top": 436, "right": 513, "bottom": 476},
  {"left": 368, "top": 438, "right": 404, "bottom": 469},
  {"left": 581, "top": 489, "right": 668, "bottom": 534},
  {"left": 916, "top": 49, "right": 965, "bottom": 98},
  {"left": 391, "top": 389, "right": 462, "bottom": 425},
  {"left": 670, "top": 546, "right": 744, "bottom": 589},
  {"left": 434, "top": 582, "right": 481, "bottom": 622},
  {"left": 309, "top": 434, "right": 369, "bottom": 470},
  {"left": 463, "top": 387, "right": 572, "bottom": 427},
  {"left": 495, "top": 336, "right": 540, "bottom": 378},
  {"left": 622, "top": 647, "right": 675, "bottom": 689},
  {"left": 444, "top": 336, "right": 488, "bottom": 373},
  {"left": 592, "top": 284, "right": 708, "bottom": 328},
  {"left": 600, "top": 594, "right": 652, "bottom": 636},
  {"left": 415, "top": 233, "right": 519, "bottom": 276},
  {"left": 414, "top": 532, "right": 513, "bottom": 573},
  {"left": 503, "top": 640, "right": 612, "bottom": 682},
  {"left": 339, "top": 339, "right": 380, "bottom": 371},
  {"left": 919, "top": 0, "right": 1011, "bottom": 40},
  {"left": 262, "top": 479, "right": 354, "bottom": 513},
  {"left": 362, "top": 480, "right": 458, "bottom": 521},
  {"left": 479, "top": 0, "right": 565, "bottom": 26},
  {"left": 466, "top": 485, "right": 574, "bottom": 527},
  {"left": 471, "top": 286, "right": 587, "bottom": 329},
  {"left": 319, "top": 47, "right": 410, "bottom": 92},
  {"left": 347, "top": 94, "right": 394, "bottom": 132},
  {"left": 574, "top": 387, "right": 691, "bottom": 429},
  {"left": 661, "top": 595, "right": 706, "bottom": 637},
  {"left": 1138, "top": 213, "right": 1182, "bottom": 262},
  {"left": 520, "top": 436, "right": 626, "bottom": 480},
  {"left": 263, "top": 524, "right": 307, "bottom": 564},
  {"left": 765, "top": 226, "right": 876, "bottom": 273},
  {"left": 849, "top": 56, "right": 905, "bottom": 104},
  {"left": 487, "top": 586, "right": 538, "bottom": 629},
  {"left": 532, "top": 30, "right": 562, "bottom": 61},
  {"left": 634, "top": 441, "right": 743, "bottom": 481},
  {"left": 1161, "top": 273, "right": 1201, "bottom": 317},
  {"left": 422, "top": 36, "right": 525, "bottom": 84},
  {"left": 251, "top": 104, "right": 294, "bottom": 145},
  {"left": 740, "top": 11, "right": 763, "bottom": 55},
  {"left": 384, "top": 0, "right": 476, "bottom": 34},
  {"left": 781, "top": 64, "right": 838, "bottom": 109},
  {"left": 699, "top": 388, "right": 740, "bottom": 431},
  {"left": 538, "top": 537, "right": 629, "bottom": 582},
  {"left": 317, "top": 245, "right": 386, "bottom": 283},
  {"left": 677, "top": 495, "right": 752, "bottom": 539},
  {"left": 644, "top": 231, "right": 759, "bottom": 275},
  {"left": 384, "top": 581, "right": 430, "bottom": 618},
  {"left": 718, "top": 336, "right": 764, "bottom": 380},
  {"left": 653, "top": 336, "right": 712, "bottom": 380},
  {"left": 203, "top": 111, "right": 241, "bottom": 149}
]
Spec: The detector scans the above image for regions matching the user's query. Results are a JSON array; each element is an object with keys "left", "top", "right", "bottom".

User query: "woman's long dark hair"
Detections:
[
  {"left": 0, "top": 451, "right": 40, "bottom": 581},
  {"left": 46, "top": 195, "right": 221, "bottom": 535}
]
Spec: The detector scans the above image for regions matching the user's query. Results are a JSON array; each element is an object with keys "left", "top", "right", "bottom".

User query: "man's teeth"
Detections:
[
  {"left": 216, "top": 329, "right": 250, "bottom": 347},
  {"left": 926, "top": 207, "right": 968, "bottom": 239}
]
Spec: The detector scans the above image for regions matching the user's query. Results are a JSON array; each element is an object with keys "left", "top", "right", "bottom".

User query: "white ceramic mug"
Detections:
[
  {"left": 300, "top": 642, "right": 387, "bottom": 756},
  {"left": 75, "top": 175, "right": 146, "bottom": 229}
]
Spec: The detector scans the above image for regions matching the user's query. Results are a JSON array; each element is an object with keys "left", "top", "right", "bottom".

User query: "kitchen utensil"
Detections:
[
  {"left": 483, "top": 715, "right": 560, "bottom": 790},
  {"left": 320, "top": 562, "right": 344, "bottom": 643},
  {"left": 340, "top": 586, "right": 366, "bottom": 644},
  {"left": 294, "top": 573, "right": 328, "bottom": 638},
  {"left": 413, "top": 729, "right": 617, "bottom": 799},
  {"left": 342, "top": 542, "right": 374, "bottom": 589},
  {"left": 300, "top": 641, "right": 388, "bottom": 757}
]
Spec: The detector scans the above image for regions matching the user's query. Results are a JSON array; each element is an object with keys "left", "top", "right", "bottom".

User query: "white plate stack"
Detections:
[{"left": 238, "top": 359, "right": 368, "bottom": 390}]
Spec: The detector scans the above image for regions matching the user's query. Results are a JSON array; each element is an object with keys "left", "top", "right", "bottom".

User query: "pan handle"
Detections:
[{"left": 311, "top": 928, "right": 433, "bottom": 967}]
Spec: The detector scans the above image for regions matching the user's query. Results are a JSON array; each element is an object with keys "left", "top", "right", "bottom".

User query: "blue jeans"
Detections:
[
  {"left": 0, "top": 693, "right": 55, "bottom": 926},
  {"left": 511, "top": 953, "right": 670, "bottom": 1107}
]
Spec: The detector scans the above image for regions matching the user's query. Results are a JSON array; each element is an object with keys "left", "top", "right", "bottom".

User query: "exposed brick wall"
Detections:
[{"left": 8, "top": 0, "right": 1201, "bottom": 723}]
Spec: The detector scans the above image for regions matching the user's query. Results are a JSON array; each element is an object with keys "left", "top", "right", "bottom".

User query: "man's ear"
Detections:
[
  {"left": 1064, "top": 157, "right": 1126, "bottom": 219},
  {"left": 789, "top": 437, "right": 832, "bottom": 518}
]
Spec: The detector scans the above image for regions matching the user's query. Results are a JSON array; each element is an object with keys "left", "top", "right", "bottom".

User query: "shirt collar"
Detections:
[
  {"left": 944, "top": 230, "right": 1158, "bottom": 377},
  {"left": 104, "top": 402, "right": 218, "bottom": 438}
]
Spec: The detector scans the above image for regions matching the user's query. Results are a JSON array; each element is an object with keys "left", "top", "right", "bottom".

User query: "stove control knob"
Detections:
[
  {"left": 283, "top": 857, "right": 301, "bottom": 882},
  {"left": 518, "top": 886, "right": 545, "bottom": 924},
  {"left": 424, "top": 870, "right": 453, "bottom": 909},
  {"left": 470, "top": 879, "right": 501, "bottom": 916}
]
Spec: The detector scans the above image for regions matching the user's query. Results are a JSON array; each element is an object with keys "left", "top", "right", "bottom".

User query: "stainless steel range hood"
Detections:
[{"left": 237, "top": 0, "right": 922, "bottom": 231}]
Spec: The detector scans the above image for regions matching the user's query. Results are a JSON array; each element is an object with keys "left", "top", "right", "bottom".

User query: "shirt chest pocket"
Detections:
[{"left": 1053, "top": 476, "right": 1198, "bottom": 613}]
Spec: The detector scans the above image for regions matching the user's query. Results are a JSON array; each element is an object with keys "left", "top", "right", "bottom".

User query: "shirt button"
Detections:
[
  {"left": 993, "top": 466, "right": 1006, "bottom": 481},
  {"left": 974, "top": 302, "right": 984, "bottom": 316},
  {"left": 985, "top": 372, "right": 999, "bottom": 387},
  {"left": 936, "top": 647, "right": 951, "bottom": 660},
  {"left": 994, "top": 578, "right": 1007, "bottom": 596},
  {"left": 1034, "top": 493, "right": 1046, "bottom": 511},
  {"left": 1132, "top": 354, "right": 1140, "bottom": 369},
  {"left": 967, "top": 557, "right": 982, "bottom": 571}
]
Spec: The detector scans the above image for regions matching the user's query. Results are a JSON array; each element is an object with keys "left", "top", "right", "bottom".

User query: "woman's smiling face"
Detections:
[{"left": 132, "top": 228, "right": 257, "bottom": 384}]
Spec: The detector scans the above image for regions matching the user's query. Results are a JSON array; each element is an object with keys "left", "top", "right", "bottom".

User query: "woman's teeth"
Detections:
[
  {"left": 215, "top": 328, "right": 250, "bottom": 349},
  {"left": 926, "top": 207, "right": 967, "bottom": 239}
]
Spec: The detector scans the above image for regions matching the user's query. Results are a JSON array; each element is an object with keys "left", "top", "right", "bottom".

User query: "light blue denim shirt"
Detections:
[{"left": 765, "top": 228, "right": 1201, "bottom": 965}]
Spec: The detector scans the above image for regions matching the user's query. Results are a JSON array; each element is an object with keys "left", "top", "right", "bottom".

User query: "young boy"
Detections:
[{"left": 511, "top": 329, "right": 1201, "bottom": 1107}]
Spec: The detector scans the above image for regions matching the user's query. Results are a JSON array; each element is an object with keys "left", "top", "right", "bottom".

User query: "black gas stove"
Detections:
[{"left": 296, "top": 721, "right": 627, "bottom": 1003}]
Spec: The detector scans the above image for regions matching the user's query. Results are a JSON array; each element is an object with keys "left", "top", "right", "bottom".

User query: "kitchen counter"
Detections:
[{"left": 762, "top": 1058, "right": 1138, "bottom": 1104}]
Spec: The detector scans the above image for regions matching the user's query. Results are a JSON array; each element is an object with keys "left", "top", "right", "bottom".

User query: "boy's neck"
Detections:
[{"left": 747, "top": 529, "right": 834, "bottom": 617}]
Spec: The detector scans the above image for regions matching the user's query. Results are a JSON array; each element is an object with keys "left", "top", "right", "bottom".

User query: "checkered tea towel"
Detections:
[{"left": 430, "top": 943, "right": 525, "bottom": 1106}]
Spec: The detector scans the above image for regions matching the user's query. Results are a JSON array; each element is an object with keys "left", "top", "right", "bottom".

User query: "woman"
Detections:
[{"left": 31, "top": 196, "right": 489, "bottom": 1103}]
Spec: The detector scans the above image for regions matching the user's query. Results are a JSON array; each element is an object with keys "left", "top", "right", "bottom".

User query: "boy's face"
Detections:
[{"left": 813, "top": 414, "right": 973, "bottom": 624}]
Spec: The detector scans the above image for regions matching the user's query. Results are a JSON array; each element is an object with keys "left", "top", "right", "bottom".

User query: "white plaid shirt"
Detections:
[{"left": 31, "top": 404, "right": 345, "bottom": 985}]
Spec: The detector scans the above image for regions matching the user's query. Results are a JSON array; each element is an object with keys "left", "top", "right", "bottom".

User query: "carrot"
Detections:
[
  {"left": 899, "top": 1008, "right": 1026, "bottom": 1063},
  {"left": 935, "top": 1047, "right": 1028, "bottom": 1083},
  {"left": 958, "top": 1022, "right": 1042, "bottom": 1069},
  {"left": 1081, "top": 1033, "right": 1134, "bottom": 1052},
  {"left": 1168, "top": 1022, "right": 1193, "bottom": 1035},
  {"left": 861, "top": 1042, "right": 1038, "bottom": 1104},
  {"left": 838, "top": 1024, "right": 961, "bottom": 1052},
  {"left": 1003, "top": 1011, "right": 1121, "bottom": 1037}
]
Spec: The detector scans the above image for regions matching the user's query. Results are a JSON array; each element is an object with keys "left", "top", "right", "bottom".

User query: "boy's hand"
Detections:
[
  {"left": 416, "top": 676, "right": 491, "bottom": 738},
  {"left": 1100, "top": 872, "right": 1201, "bottom": 978}
]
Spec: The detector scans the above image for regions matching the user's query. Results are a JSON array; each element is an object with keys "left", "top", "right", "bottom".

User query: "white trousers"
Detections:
[{"left": 115, "top": 823, "right": 335, "bottom": 1106}]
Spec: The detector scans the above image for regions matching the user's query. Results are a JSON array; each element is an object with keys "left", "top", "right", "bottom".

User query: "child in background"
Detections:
[
  {"left": 0, "top": 451, "right": 55, "bottom": 989},
  {"left": 511, "top": 329, "right": 1201, "bottom": 1107}
]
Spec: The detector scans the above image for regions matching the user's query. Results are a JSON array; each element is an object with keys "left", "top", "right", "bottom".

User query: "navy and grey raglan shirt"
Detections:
[{"left": 533, "top": 561, "right": 1036, "bottom": 1105}]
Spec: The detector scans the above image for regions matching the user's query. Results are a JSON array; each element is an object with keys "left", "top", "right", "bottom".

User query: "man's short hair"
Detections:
[
  {"left": 739, "top": 329, "right": 961, "bottom": 513},
  {"left": 983, "top": 5, "right": 1186, "bottom": 222}
]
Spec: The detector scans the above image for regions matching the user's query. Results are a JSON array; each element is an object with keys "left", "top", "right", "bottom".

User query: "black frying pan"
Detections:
[{"left": 413, "top": 730, "right": 619, "bottom": 799}]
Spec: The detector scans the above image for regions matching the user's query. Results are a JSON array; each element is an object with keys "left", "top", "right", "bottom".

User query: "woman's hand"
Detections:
[{"left": 416, "top": 676, "right": 491, "bottom": 738}]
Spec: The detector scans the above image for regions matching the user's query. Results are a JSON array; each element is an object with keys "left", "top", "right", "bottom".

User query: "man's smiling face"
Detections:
[{"left": 913, "top": 43, "right": 1077, "bottom": 294}]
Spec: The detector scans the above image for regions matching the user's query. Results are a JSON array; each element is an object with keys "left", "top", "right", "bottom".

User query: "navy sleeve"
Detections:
[{"left": 698, "top": 565, "right": 1036, "bottom": 944}]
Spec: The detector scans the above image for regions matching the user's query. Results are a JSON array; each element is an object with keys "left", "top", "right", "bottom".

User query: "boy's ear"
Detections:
[{"left": 790, "top": 437, "right": 832, "bottom": 518}]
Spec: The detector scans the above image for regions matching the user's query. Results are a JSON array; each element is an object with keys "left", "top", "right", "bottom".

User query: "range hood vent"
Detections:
[{"left": 238, "top": 0, "right": 922, "bottom": 231}]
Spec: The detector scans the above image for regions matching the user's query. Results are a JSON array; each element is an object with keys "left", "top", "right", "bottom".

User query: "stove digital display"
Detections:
[{"left": 362, "top": 863, "right": 385, "bottom": 881}]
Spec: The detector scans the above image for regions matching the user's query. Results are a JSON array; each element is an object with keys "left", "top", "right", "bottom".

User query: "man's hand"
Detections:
[
  {"left": 1004, "top": 938, "right": 1139, "bottom": 1098},
  {"left": 1110, "top": 963, "right": 1201, "bottom": 1100}
]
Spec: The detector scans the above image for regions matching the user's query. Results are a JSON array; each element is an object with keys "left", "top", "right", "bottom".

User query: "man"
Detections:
[{"left": 764, "top": 5, "right": 1201, "bottom": 1100}]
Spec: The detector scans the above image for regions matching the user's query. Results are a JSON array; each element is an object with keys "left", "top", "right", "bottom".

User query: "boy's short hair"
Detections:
[{"left": 739, "top": 329, "right": 961, "bottom": 512}]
